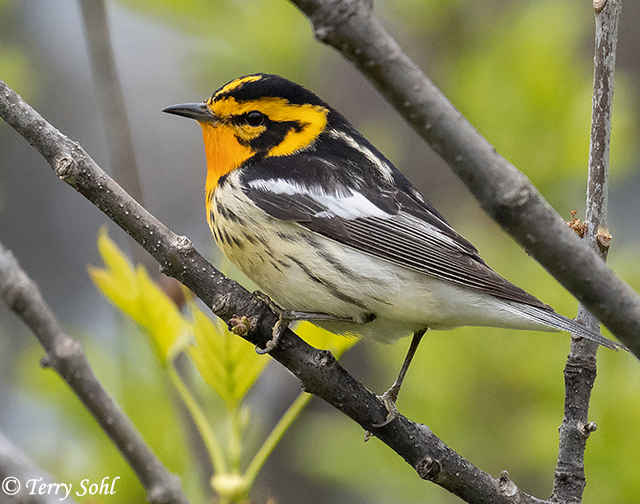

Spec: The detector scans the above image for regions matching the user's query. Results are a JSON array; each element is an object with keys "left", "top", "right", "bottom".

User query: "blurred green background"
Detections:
[{"left": 1, "top": 0, "right": 639, "bottom": 502}]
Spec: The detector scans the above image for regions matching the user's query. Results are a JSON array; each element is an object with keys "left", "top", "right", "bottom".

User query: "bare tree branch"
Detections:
[
  {"left": 552, "top": 1, "right": 623, "bottom": 502},
  {"left": 0, "top": 78, "right": 550, "bottom": 504},
  {"left": 0, "top": 430, "right": 79, "bottom": 504},
  {"left": 0, "top": 243, "right": 189, "bottom": 504},
  {"left": 78, "top": 0, "right": 208, "bottom": 481},
  {"left": 288, "top": 0, "right": 640, "bottom": 355},
  {"left": 79, "top": 0, "right": 144, "bottom": 205},
  {"left": 79, "top": 0, "right": 161, "bottom": 277}
]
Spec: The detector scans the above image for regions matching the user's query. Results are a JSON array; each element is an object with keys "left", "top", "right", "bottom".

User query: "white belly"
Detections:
[{"left": 208, "top": 175, "right": 551, "bottom": 343}]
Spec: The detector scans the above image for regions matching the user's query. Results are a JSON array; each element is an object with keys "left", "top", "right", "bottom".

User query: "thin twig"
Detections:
[
  {"left": 288, "top": 0, "right": 640, "bottom": 355},
  {"left": 79, "top": 0, "right": 144, "bottom": 205},
  {"left": 79, "top": 0, "right": 161, "bottom": 277},
  {"left": 0, "top": 78, "right": 548, "bottom": 504},
  {"left": 0, "top": 243, "right": 189, "bottom": 504},
  {"left": 552, "top": 1, "right": 623, "bottom": 502},
  {"left": 78, "top": 1, "right": 209, "bottom": 481}
]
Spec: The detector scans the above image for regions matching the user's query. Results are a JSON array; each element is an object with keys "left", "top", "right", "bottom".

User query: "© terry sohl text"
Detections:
[{"left": 25, "top": 476, "right": 120, "bottom": 500}]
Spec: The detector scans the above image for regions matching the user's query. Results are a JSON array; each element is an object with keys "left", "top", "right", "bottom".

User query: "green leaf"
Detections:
[
  {"left": 188, "top": 305, "right": 268, "bottom": 409},
  {"left": 89, "top": 228, "right": 188, "bottom": 364}
]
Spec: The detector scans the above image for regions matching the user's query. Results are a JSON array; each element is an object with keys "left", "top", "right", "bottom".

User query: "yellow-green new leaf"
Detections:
[
  {"left": 132, "top": 265, "right": 189, "bottom": 362},
  {"left": 89, "top": 229, "right": 189, "bottom": 364},
  {"left": 188, "top": 306, "right": 268, "bottom": 408},
  {"left": 89, "top": 228, "right": 138, "bottom": 314},
  {"left": 296, "top": 321, "right": 358, "bottom": 359}
]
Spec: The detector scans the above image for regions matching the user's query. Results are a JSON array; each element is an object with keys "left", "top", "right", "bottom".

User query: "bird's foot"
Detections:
[
  {"left": 253, "top": 291, "right": 354, "bottom": 355},
  {"left": 370, "top": 330, "right": 426, "bottom": 428},
  {"left": 372, "top": 386, "right": 401, "bottom": 427},
  {"left": 253, "top": 291, "right": 294, "bottom": 355}
]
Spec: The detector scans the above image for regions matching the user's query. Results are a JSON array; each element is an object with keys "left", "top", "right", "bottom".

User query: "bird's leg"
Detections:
[
  {"left": 253, "top": 291, "right": 354, "bottom": 355},
  {"left": 373, "top": 329, "right": 426, "bottom": 427}
]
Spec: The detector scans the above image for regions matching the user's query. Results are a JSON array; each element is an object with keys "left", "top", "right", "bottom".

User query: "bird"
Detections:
[{"left": 163, "top": 73, "right": 625, "bottom": 425}]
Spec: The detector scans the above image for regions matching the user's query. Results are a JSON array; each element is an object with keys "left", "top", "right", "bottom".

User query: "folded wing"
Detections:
[{"left": 242, "top": 161, "right": 550, "bottom": 311}]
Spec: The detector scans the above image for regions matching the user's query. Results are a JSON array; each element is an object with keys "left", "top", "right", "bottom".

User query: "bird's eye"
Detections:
[{"left": 246, "top": 111, "right": 264, "bottom": 127}]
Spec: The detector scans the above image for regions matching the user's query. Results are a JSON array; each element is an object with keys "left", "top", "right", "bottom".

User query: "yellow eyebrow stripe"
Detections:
[
  {"left": 208, "top": 96, "right": 328, "bottom": 157},
  {"left": 213, "top": 75, "right": 263, "bottom": 99}
]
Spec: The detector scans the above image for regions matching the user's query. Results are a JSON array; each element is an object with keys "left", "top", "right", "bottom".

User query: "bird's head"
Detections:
[{"left": 163, "top": 74, "right": 330, "bottom": 194}]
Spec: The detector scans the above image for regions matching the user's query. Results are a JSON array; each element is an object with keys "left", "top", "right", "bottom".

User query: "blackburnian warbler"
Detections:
[{"left": 164, "top": 74, "right": 624, "bottom": 423}]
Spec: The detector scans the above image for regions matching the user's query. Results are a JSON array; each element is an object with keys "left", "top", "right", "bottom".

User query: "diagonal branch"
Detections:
[
  {"left": 0, "top": 243, "right": 189, "bottom": 504},
  {"left": 78, "top": 0, "right": 212, "bottom": 482},
  {"left": 552, "top": 1, "right": 623, "bottom": 501},
  {"left": 288, "top": 0, "right": 640, "bottom": 355},
  {"left": 0, "top": 79, "right": 548, "bottom": 504}
]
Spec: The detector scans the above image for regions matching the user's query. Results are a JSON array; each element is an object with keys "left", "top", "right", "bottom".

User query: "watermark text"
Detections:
[{"left": 2, "top": 476, "right": 120, "bottom": 501}]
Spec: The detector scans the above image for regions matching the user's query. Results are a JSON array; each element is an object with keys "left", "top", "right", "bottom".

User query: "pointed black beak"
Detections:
[{"left": 162, "top": 102, "right": 218, "bottom": 123}]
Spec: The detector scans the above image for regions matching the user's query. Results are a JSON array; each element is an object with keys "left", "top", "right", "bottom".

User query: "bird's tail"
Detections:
[{"left": 506, "top": 301, "right": 628, "bottom": 352}]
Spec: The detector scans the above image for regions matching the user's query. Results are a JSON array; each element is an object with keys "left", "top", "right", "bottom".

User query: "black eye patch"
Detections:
[{"left": 246, "top": 111, "right": 265, "bottom": 127}]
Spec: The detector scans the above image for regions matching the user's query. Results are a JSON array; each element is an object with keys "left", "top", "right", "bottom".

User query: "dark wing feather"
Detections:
[
  {"left": 339, "top": 213, "right": 547, "bottom": 308},
  {"left": 244, "top": 186, "right": 352, "bottom": 241},
  {"left": 241, "top": 161, "right": 549, "bottom": 310}
]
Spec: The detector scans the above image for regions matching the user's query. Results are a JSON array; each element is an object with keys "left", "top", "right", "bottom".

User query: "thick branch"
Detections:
[
  {"left": 552, "top": 1, "right": 623, "bottom": 502},
  {"left": 0, "top": 79, "right": 547, "bottom": 504},
  {"left": 288, "top": 0, "right": 640, "bottom": 355},
  {"left": 0, "top": 244, "right": 189, "bottom": 504}
]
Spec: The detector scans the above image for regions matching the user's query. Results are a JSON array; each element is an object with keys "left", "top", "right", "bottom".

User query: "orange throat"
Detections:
[{"left": 201, "top": 123, "right": 254, "bottom": 199}]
